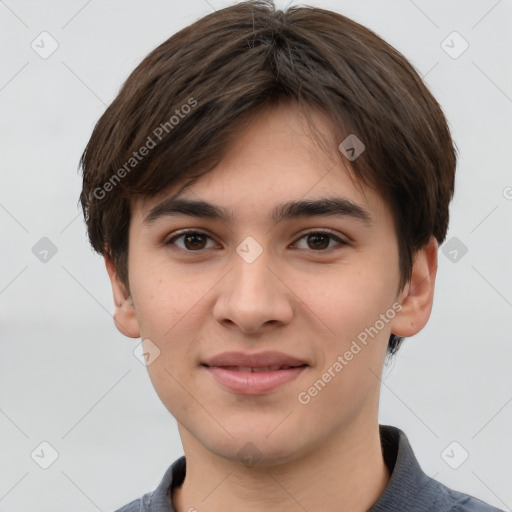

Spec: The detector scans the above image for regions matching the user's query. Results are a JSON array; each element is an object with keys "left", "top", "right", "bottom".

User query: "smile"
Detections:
[
  {"left": 205, "top": 364, "right": 305, "bottom": 372},
  {"left": 202, "top": 364, "right": 308, "bottom": 394}
]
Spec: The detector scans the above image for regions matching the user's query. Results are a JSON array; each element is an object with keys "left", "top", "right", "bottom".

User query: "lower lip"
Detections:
[{"left": 203, "top": 366, "right": 307, "bottom": 394}]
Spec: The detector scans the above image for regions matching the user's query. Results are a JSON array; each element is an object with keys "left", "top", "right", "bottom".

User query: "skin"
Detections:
[{"left": 105, "top": 101, "right": 438, "bottom": 512}]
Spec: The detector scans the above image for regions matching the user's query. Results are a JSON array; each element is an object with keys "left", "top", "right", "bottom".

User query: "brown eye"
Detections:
[
  {"left": 183, "top": 233, "right": 207, "bottom": 250},
  {"left": 167, "top": 231, "right": 215, "bottom": 251},
  {"left": 306, "top": 233, "right": 330, "bottom": 250},
  {"left": 293, "top": 230, "right": 347, "bottom": 252}
]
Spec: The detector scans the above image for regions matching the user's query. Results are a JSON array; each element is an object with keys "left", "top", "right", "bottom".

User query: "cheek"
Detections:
[
  {"left": 294, "top": 254, "right": 399, "bottom": 340},
  {"left": 129, "top": 255, "right": 201, "bottom": 336},
  {"left": 293, "top": 260, "right": 395, "bottom": 427}
]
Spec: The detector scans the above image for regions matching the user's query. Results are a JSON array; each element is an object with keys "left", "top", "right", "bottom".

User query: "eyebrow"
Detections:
[{"left": 143, "top": 195, "right": 372, "bottom": 225}]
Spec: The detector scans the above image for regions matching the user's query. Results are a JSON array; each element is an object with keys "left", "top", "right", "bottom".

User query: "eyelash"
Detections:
[{"left": 165, "top": 229, "right": 348, "bottom": 253}]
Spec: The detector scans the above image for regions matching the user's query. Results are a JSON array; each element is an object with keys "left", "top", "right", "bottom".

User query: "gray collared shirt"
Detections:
[{"left": 113, "top": 424, "right": 505, "bottom": 511}]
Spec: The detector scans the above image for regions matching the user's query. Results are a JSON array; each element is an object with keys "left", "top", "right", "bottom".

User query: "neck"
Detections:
[{"left": 172, "top": 419, "right": 390, "bottom": 512}]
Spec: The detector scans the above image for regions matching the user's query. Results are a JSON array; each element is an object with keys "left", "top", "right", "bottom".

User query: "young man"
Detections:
[{"left": 79, "top": 1, "right": 503, "bottom": 511}]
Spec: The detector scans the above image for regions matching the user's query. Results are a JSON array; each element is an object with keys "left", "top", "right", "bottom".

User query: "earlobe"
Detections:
[
  {"left": 390, "top": 237, "right": 438, "bottom": 338},
  {"left": 104, "top": 255, "right": 140, "bottom": 339}
]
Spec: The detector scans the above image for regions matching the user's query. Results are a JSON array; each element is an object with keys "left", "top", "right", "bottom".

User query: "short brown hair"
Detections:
[{"left": 79, "top": 0, "right": 457, "bottom": 356}]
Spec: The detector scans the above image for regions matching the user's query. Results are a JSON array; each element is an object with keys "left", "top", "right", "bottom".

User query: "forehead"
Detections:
[{"left": 132, "top": 101, "right": 387, "bottom": 225}]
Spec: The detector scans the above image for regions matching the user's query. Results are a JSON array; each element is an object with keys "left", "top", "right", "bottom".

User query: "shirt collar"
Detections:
[
  {"left": 143, "top": 424, "right": 436, "bottom": 511},
  {"left": 368, "top": 424, "right": 438, "bottom": 511}
]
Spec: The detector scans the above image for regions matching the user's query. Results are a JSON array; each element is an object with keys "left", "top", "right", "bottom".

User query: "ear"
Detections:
[
  {"left": 104, "top": 255, "right": 140, "bottom": 338},
  {"left": 390, "top": 237, "right": 438, "bottom": 338}
]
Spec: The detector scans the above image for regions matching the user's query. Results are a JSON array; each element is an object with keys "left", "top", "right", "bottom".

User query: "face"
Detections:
[{"left": 108, "top": 101, "right": 435, "bottom": 466}]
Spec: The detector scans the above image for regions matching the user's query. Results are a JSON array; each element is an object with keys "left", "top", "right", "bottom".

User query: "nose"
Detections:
[{"left": 212, "top": 246, "right": 294, "bottom": 334}]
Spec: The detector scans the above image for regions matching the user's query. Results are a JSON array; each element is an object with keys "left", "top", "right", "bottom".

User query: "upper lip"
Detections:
[{"left": 202, "top": 351, "right": 308, "bottom": 368}]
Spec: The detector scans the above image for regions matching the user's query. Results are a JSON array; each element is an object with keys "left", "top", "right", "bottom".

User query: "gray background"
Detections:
[{"left": 1, "top": 0, "right": 511, "bottom": 510}]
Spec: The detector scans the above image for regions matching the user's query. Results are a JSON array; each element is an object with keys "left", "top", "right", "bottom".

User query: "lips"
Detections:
[
  {"left": 201, "top": 351, "right": 309, "bottom": 394},
  {"left": 213, "top": 365, "right": 301, "bottom": 372},
  {"left": 202, "top": 350, "right": 308, "bottom": 369}
]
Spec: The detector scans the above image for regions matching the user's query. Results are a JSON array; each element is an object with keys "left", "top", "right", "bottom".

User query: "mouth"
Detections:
[
  {"left": 200, "top": 352, "right": 309, "bottom": 395},
  {"left": 201, "top": 364, "right": 307, "bottom": 372},
  {"left": 201, "top": 350, "right": 308, "bottom": 369}
]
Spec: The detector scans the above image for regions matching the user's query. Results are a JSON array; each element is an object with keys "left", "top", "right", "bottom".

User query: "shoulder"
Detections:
[
  {"left": 111, "top": 496, "right": 142, "bottom": 512},
  {"left": 432, "top": 480, "right": 505, "bottom": 512},
  {"left": 374, "top": 425, "right": 504, "bottom": 512},
  {"left": 109, "top": 456, "right": 185, "bottom": 512}
]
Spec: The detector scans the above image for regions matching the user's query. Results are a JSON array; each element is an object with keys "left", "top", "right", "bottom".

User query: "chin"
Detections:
[{"left": 202, "top": 426, "right": 309, "bottom": 468}]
